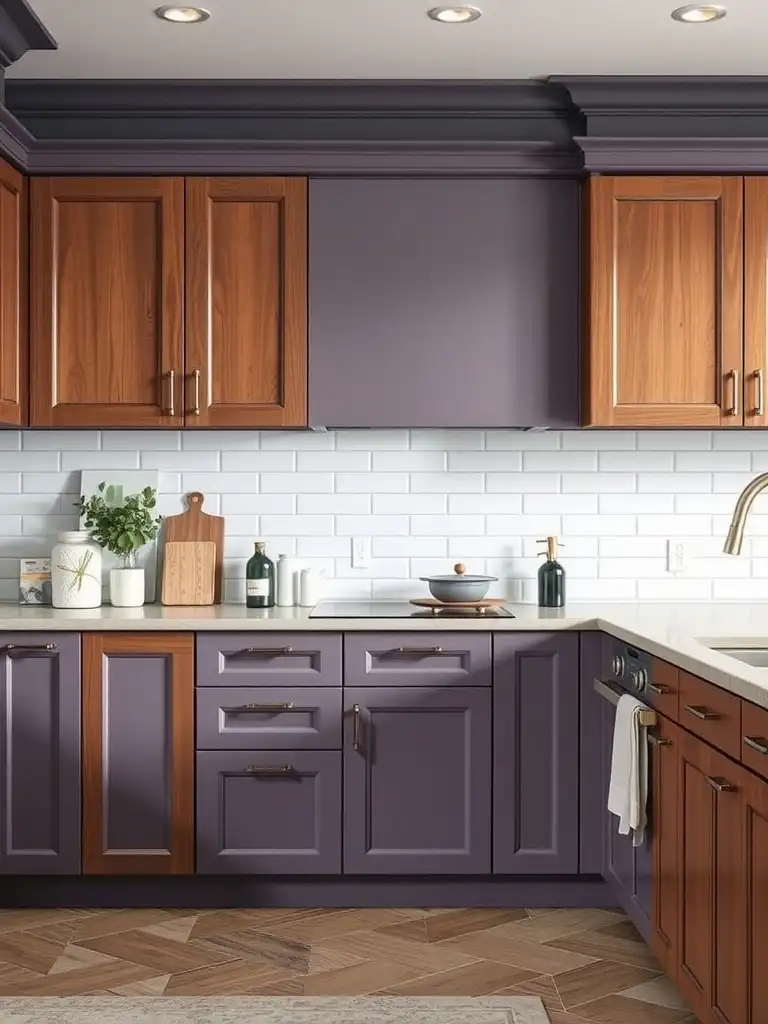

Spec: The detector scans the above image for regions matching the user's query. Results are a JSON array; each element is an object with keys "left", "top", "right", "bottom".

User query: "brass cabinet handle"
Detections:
[
  {"left": 684, "top": 704, "right": 720, "bottom": 721},
  {"left": 167, "top": 369, "right": 176, "bottom": 417},
  {"left": 647, "top": 733, "right": 672, "bottom": 747},
  {"left": 744, "top": 735, "right": 768, "bottom": 756},
  {"left": 192, "top": 368, "right": 201, "bottom": 416},
  {"left": 224, "top": 702, "right": 295, "bottom": 713},
  {"left": 394, "top": 646, "right": 444, "bottom": 655},
  {"left": 241, "top": 647, "right": 293, "bottom": 655},
  {"left": 352, "top": 703, "right": 362, "bottom": 753},
  {"left": 705, "top": 775, "right": 736, "bottom": 793},
  {"left": 3, "top": 643, "right": 56, "bottom": 653},
  {"left": 244, "top": 764, "right": 294, "bottom": 775},
  {"left": 726, "top": 368, "right": 739, "bottom": 417},
  {"left": 649, "top": 683, "right": 671, "bottom": 696},
  {"left": 755, "top": 368, "right": 765, "bottom": 417}
]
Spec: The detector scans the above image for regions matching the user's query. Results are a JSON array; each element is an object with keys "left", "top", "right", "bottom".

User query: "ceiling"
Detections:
[{"left": 9, "top": 0, "right": 768, "bottom": 80}]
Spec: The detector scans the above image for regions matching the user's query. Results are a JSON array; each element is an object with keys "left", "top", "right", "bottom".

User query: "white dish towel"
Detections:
[{"left": 607, "top": 693, "right": 649, "bottom": 847}]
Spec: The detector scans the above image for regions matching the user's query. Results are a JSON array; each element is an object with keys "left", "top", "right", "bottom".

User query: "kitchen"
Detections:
[{"left": 1, "top": 1, "right": 768, "bottom": 1022}]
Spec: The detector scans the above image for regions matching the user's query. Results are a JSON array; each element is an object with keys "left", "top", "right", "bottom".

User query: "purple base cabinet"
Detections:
[
  {"left": 196, "top": 750, "right": 342, "bottom": 874},
  {"left": 493, "top": 634, "right": 580, "bottom": 875},
  {"left": 0, "top": 634, "right": 81, "bottom": 875},
  {"left": 343, "top": 687, "right": 492, "bottom": 874}
]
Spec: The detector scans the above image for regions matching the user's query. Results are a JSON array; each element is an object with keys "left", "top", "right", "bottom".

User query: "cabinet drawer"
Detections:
[
  {"left": 196, "top": 687, "right": 341, "bottom": 750},
  {"left": 344, "top": 633, "right": 491, "bottom": 687},
  {"left": 196, "top": 750, "right": 341, "bottom": 874},
  {"left": 741, "top": 700, "right": 768, "bottom": 781},
  {"left": 679, "top": 671, "right": 741, "bottom": 759},
  {"left": 196, "top": 633, "right": 342, "bottom": 687},
  {"left": 648, "top": 658, "right": 679, "bottom": 722}
]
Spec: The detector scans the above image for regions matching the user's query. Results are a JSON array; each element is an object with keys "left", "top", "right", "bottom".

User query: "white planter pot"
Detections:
[
  {"left": 110, "top": 568, "right": 145, "bottom": 608},
  {"left": 51, "top": 531, "right": 102, "bottom": 609}
]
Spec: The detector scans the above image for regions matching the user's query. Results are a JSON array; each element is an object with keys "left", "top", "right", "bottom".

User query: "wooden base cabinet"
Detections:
[
  {"left": 82, "top": 634, "right": 194, "bottom": 875},
  {"left": 742, "top": 765, "right": 768, "bottom": 1024},
  {"left": 650, "top": 715, "right": 680, "bottom": 978}
]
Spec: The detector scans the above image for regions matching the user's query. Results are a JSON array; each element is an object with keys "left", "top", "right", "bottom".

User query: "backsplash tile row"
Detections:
[{"left": 0, "top": 428, "right": 765, "bottom": 604}]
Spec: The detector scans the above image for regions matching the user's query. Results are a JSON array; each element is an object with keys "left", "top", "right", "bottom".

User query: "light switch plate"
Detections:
[{"left": 352, "top": 536, "right": 372, "bottom": 568}]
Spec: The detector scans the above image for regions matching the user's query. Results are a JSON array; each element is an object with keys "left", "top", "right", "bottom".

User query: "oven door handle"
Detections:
[{"left": 593, "top": 678, "right": 657, "bottom": 728}]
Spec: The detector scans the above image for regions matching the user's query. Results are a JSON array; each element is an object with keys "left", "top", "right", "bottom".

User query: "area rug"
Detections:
[{"left": 0, "top": 996, "right": 550, "bottom": 1023}]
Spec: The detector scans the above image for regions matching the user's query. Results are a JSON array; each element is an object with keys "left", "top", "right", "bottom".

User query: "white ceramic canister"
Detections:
[
  {"left": 51, "top": 531, "right": 103, "bottom": 609},
  {"left": 276, "top": 554, "right": 302, "bottom": 606},
  {"left": 299, "top": 567, "right": 323, "bottom": 607},
  {"left": 110, "top": 551, "right": 145, "bottom": 608}
]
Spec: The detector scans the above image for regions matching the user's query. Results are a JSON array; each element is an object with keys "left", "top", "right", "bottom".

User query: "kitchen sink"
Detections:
[{"left": 709, "top": 648, "right": 768, "bottom": 668}]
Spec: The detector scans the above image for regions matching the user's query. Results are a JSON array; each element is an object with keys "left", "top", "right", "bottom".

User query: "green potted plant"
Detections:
[{"left": 77, "top": 483, "right": 161, "bottom": 607}]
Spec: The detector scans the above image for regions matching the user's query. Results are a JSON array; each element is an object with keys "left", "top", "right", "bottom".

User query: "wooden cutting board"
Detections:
[
  {"left": 163, "top": 492, "right": 224, "bottom": 602},
  {"left": 162, "top": 541, "right": 216, "bottom": 606}
]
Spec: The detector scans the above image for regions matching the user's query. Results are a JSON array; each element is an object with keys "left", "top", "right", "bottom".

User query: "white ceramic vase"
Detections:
[
  {"left": 110, "top": 558, "right": 145, "bottom": 608},
  {"left": 51, "top": 531, "right": 103, "bottom": 609}
]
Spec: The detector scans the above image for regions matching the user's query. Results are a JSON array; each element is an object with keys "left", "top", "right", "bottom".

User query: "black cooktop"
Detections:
[{"left": 309, "top": 601, "right": 514, "bottom": 619}]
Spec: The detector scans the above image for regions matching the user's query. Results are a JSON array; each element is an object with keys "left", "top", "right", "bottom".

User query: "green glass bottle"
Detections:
[
  {"left": 246, "top": 541, "right": 275, "bottom": 609},
  {"left": 537, "top": 535, "right": 566, "bottom": 608}
]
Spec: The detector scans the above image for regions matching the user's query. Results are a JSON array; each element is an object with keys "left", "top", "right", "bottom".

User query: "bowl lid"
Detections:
[{"left": 420, "top": 562, "right": 498, "bottom": 584}]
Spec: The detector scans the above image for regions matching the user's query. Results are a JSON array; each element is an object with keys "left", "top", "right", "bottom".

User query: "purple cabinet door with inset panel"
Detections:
[
  {"left": 0, "top": 634, "right": 81, "bottom": 874},
  {"left": 310, "top": 178, "right": 579, "bottom": 428},
  {"left": 196, "top": 687, "right": 342, "bottom": 750},
  {"left": 344, "top": 633, "right": 491, "bottom": 688},
  {"left": 344, "top": 687, "right": 491, "bottom": 874},
  {"left": 197, "top": 633, "right": 342, "bottom": 687},
  {"left": 493, "top": 633, "right": 580, "bottom": 875},
  {"left": 196, "top": 750, "right": 341, "bottom": 874}
]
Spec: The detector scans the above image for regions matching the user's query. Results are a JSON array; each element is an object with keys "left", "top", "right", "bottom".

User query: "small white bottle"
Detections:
[
  {"left": 299, "top": 567, "right": 323, "bottom": 607},
  {"left": 276, "top": 554, "right": 301, "bottom": 606}
]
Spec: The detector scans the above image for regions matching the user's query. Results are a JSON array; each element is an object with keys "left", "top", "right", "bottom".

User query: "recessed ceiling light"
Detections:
[
  {"left": 427, "top": 6, "right": 482, "bottom": 24},
  {"left": 154, "top": 6, "right": 210, "bottom": 23},
  {"left": 671, "top": 4, "right": 727, "bottom": 22}
]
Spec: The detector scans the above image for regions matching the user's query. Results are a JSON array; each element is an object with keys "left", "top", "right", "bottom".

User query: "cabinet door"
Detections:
[
  {"left": 196, "top": 750, "right": 341, "bottom": 874},
  {"left": 493, "top": 633, "right": 579, "bottom": 874},
  {"left": 650, "top": 715, "right": 680, "bottom": 979},
  {"left": 0, "top": 635, "right": 80, "bottom": 874},
  {"left": 343, "top": 687, "right": 491, "bottom": 874},
  {"left": 678, "top": 729, "right": 745, "bottom": 1024},
  {"left": 745, "top": 179, "right": 768, "bottom": 427},
  {"left": 0, "top": 158, "right": 26, "bottom": 426},
  {"left": 30, "top": 177, "right": 184, "bottom": 427},
  {"left": 742, "top": 765, "right": 768, "bottom": 1024},
  {"left": 82, "top": 633, "right": 194, "bottom": 874},
  {"left": 185, "top": 177, "right": 307, "bottom": 427},
  {"left": 586, "top": 176, "right": 743, "bottom": 427},
  {"left": 310, "top": 178, "right": 579, "bottom": 428}
]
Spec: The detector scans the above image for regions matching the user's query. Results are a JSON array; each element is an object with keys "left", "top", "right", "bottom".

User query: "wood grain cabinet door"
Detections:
[
  {"left": 343, "top": 686, "right": 491, "bottom": 874},
  {"left": 745, "top": 178, "right": 768, "bottom": 426},
  {"left": 586, "top": 175, "right": 743, "bottom": 427},
  {"left": 30, "top": 177, "right": 184, "bottom": 427},
  {"left": 677, "top": 729, "right": 745, "bottom": 1024},
  {"left": 0, "top": 159, "right": 26, "bottom": 426},
  {"left": 82, "top": 633, "right": 194, "bottom": 875},
  {"left": 493, "top": 633, "right": 579, "bottom": 874},
  {"left": 742, "top": 765, "right": 768, "bottom": 1024},
  {"left": 0, "top": 635, "right": 80, "bottom": 874},
  {"left": 650, "top": 715, "right": 681, "bottom": 980},
  {"left": 185, "top": 177, "right": 307, "bottom": 427}
]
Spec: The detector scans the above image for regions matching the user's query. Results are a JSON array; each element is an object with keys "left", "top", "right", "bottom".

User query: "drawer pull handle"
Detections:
[
  {"left": 394, "top": 646, "right": 444, "bottom": 655},
  {"left": 649, "top": 684, "right": 671, "bottom": 696},
  {"left": 242, "top": 647, "right": 293, "bottom": 655},
  {"left": 705, "top": 775, "right": 736, "bottom": 793},
  {"left": 647, "top": 733, "right": 672, "bottom": 747},
  {"left": 353, "top": 703, "right": 362, "bottom": 753},
  {"left": 245, "top": 764, "right": 294, "bottom": 776},
  {"left": 225, "top": 702, "right": 295, "bottom": 713},
  {"left": 685, "top": 704, "right": 720, "bottom": 721},
  {"left": 744, "top": 735, "right": 768, "bottom": 756},
  {"left": 4, "top": 643, "right": 56, "bottom": 653}
]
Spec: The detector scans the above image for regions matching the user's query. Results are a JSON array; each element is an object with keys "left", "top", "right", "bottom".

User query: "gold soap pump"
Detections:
[{"left": 537, "top": 536, "right": 565, "bottom": 608}]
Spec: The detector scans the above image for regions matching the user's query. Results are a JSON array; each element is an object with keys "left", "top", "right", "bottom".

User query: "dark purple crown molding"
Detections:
[
  {"left": 0, "top": 0, "right": 55, "bottom": 72},
  {"left": 577, "top": 136, "right": 768, "bottom": 173},
  {"left": 0, "top": 100, "right": 31, "bottom": 169}
]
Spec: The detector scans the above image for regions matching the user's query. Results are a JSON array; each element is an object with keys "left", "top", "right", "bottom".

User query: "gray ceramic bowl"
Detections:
[{"left": 420, "top": 563, "right": 498, "bottom": 603}]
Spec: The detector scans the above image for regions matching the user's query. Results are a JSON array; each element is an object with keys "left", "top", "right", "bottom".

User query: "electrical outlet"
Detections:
[
  {"left": 352, "top": 536, "right": 372, "bottom": 568},
  {"left": 667, "top": 539, "right": 687, "bottom": 574}
]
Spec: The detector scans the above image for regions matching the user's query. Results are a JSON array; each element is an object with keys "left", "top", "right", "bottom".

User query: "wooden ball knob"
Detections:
[{"left": 454, "top": 563, "right": 466, "bottom": 575}]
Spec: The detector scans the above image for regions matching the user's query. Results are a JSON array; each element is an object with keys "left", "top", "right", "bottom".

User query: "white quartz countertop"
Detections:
[{"left": 5, "top": 601, "right": 768, "bottom": 709}]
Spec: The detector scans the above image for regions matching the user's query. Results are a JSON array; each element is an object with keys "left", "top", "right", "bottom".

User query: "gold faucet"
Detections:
[{"left": 724, "top": 472, "right": 768, "bottom": 554}]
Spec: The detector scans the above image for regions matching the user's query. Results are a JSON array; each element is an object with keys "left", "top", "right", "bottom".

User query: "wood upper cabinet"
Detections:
[
  {"left": 82, "top": 633, "right": 194, "bottom": 875},
  {"left": 30, "top": 177, "right": 184, "bottom": 428},
  {"left": 185, "top": 177, "right": 307, "bottom": 427},
  {"left": 0, "top": 159, "right": 26, "bottom": 426},
  {"left": 586, "top": 176, "right": 744, "bottom": 427},
  {"left": 744, "top": 178, "right": 768, "bottom": 426}
]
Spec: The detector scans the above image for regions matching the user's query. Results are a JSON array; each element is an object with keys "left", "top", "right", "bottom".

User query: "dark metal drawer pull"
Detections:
[
  {"left": 4, "top": 643, "right": 56, "bottom": 653},
  {"left": 242, "top": 647, "right": 293, "bottom": 655},
  {"left": 648, "top": 734, "right": 672, "bottom": 747},
  {"left": 225, "top": 702, "right": 295, "bottom": 713},
  {"left": 394, "top": 646, "right": 444, "bottom": 655},
  {"left": 353, "top": 703, "right": 362, "bottom": 753},
  {"left": 705, "top": 775, "right": 736, "bottom": 793},
  {"left": 649, "top": 684, "right": 671, "bottom": 696},
  {"left": 744, "top": 735, "right": 768, "bottom": 756},
  {"left": 244, "top": 764, "right": 294, "bottom": 776},
  {"left": 685, "top": 704, "right": 720, "bottom": 721}
]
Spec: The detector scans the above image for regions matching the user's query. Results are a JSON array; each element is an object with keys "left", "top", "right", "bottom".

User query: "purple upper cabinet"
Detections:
[
  {"left": 343, "top": 686, "right": 491, "bottom": 874},
  {"left": 309, "top": 178, "right": 579, "bottom": 428},
  {"left": 493, "top": 633, "right": 580, "bottom": 875},
  {"left": 0, "top": 634, "right": 81, "bottom": 875}
]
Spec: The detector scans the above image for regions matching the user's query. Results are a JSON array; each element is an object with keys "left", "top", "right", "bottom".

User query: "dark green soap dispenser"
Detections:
[{"left": 537, "top": 536, "right": 566, "bottom": 608}]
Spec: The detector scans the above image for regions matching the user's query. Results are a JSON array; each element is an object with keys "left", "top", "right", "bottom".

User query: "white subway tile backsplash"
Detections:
[
  {"left": 411, "top": 473, "right": 484, "bottom": 493},
  {"left": 335, "top": 557, "right": 410, "bottom": 579},
  {"left": 261, "top": 473, "right": 331, "bottom": 493},
  {"left": 486, "top": 430, "right": 560, "bottom": 450},
  {"left": 674, "top": 494, "right": 737, "bottom": 514},
  {"left": 222, "top": 452, "right": 295, "bottom": 471},
  {"left": 567, "top": 579, "right": 637, "bottom": 600},
  {"left": 562, "top": 473, "right": 635, "bottom": 493},
  {"left": 524, "top": 494, "right": 597, "bottom": 514},
  {"left": 599, "top": 537, "right": 667, "bottom": 558},
  {"left": 676, "top": 451, "right": 751, "bottom": 472},
  {"left": 451, "top": 536, "right": 521, "bottom": 558},
  {"left": 335, "top": 430, "right": 409, "bottom": 450},
  {"left": 374, "top": 494, "right": 446, "bottom": 514},
  {"left": 336, "top": 515, "right": 409, "bottom": 536},
  {"left": 712, "top": 472, "right": 755, "bottom": 493},
  {"left": 0, "top": 433, "right": 20, "bottom": 450},
  {"left": 261, "top": 515, "right": 334, "bottom": 536},
  {"left": 61, "top": 451, "right": 136, "bottom": 471},
  {"left": 487, "top": 473, "right": 559, "bottom": 493},
  {"left": 105, "top": 431, "right": 180, "bottom": 451},
  {"left": 599, "top": 558, "right": 668, "bottom": 579},
  {"left": 183, "top": 431, "right": 259, "bottom": 450},
  {"left": 411, "top": 515, "right": 485, "bottom": 536},
  {"left": 599, "top": 451, "right": 674, "bottom": 472},
  {"left": 488, "top": 514, "right": 560, "bottom": 536},
  {"left": 142, "top": 451, "right": 220, "bottom": 471},
  {"left": 639, "top": 474, "right": 712, "bottom": 493},
  {"left": 714, "top": 579, "right": 768, "bottom": 599},
  {"left": 638, "top": 578, "right": 712, "bottom": 600},
  {"left": 298, "top": 451, "right": 370, "bottom": 472},
  {"left": 261, "top": 430, "right": 335, "bottom": 450},
  {"left": 22, "top": 472, "right": 75, "bottom": 493},
  {"left": 599, "top": 494, "right": 674, "bottom": 514},
  {"left": 638, "top": 431, "right": 712, "bottom": 450},
  {"left": 713, "top": 431, "right": 768, "bottom": 450},
  {"left": 297, "top": 494, "right": 371, "bottom": 514},
  {"left": 336, "top": 473, "right": 408, "bottom": 493},
  {"left": 562, "top": 431, "right": 636, "bottom": 450},
  {"left": 449, "top": 452, "right": 522, "bottom": 472},
  {"left": 373, "top": 451, "right": 446, "bottom": 472},
  {"left": 523, "top": 536, "right": 597, "bottom": 557},
  {"left": 449, "top": 494, "right": 522, "bottom": 514},
  {"left": 297, "top": 537, "right": 351, "bottom": 558},
  {"left": 373, "top": 536, "right": 448, "bottom": 557},
  {"left": 222, "top": 494, "right": 294, "bottom": 514},
  {"left": 637, "top": 514, "right": 712, "bottom": 536},
  {"left": 524, "top": 451, "right": 598, "bottom": 472},
  {"left": 563, "top": 514, "right": 636, "bottom": 536},
  {"left": 411, "top": 430, "right": 484, "bottom": 450},
  {"left": 26, "top": 431, "right": 101, "bottom": 451}
]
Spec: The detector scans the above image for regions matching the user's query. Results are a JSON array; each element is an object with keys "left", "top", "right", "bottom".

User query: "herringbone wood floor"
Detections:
[{"left": 0, "top": 907, "right": 698, "bottom": 1023}]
